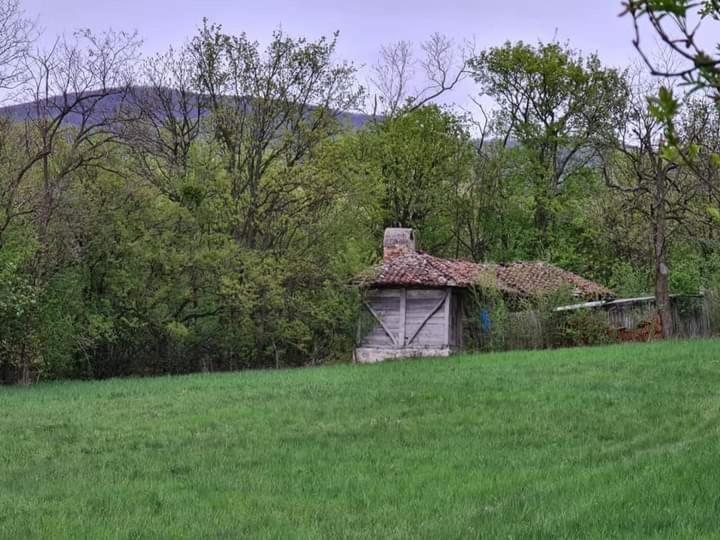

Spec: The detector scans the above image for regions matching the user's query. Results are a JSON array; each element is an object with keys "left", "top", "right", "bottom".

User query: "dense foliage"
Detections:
[{"left": 1, "top": 2, "right": 720, "bottom": 382}]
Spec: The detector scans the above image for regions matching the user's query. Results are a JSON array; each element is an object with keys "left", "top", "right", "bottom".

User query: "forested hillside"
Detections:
[{"left": 1, "top": 1, "right": 720, "bottom": 383}]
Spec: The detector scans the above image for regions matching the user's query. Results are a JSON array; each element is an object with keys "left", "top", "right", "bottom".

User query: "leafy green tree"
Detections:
[
  {"left": 468, "top": 41, "right": 628, "bottom": 252},
  {"left": 358, "top": 105, "right": 475, "bottom": 254},
  {"left": 450, "top": 142, "right": 536, "bottom": 262},
  {"left": 600, "top": 76, "right": 720, "bottom": 337},
  {"left": 190, "top": 20, "right": 363, "bottom": 250},
  {"left": 0, "top": 29, "right": 140, "bottom": 383}
]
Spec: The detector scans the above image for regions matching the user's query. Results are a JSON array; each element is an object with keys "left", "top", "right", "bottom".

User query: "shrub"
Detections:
[{"left": 551, "top": 308, "right": 617, "bottom": 347}]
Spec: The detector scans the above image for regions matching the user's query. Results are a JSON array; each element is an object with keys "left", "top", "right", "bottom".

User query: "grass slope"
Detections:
[{"left": 2, "top": 341, "right": 720, "bottom": 539}]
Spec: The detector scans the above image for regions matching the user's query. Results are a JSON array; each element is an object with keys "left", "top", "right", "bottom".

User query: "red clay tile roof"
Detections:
[
  {"left": 495, "top": 261, "right": 613, "bottom": 299},
  {"left": 356, "top": 252, "right": 491, "bottom": 288},
  {"left": 356, "top": 253, "right": 613, "bottom": 299}
]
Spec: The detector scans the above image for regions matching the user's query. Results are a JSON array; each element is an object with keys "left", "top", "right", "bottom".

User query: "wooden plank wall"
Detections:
[
  {"left": 607, "top": 297, "right": 712, "bottom": 339},
  {"left": 449, "top": 291, "right": 464, "bottom": 348}
]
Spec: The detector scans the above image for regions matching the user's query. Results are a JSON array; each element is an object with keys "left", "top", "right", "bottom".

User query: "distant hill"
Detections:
[
  {"left": 0, "top": 86, "right": 373, "bottom": 130},
  {"left": 477, "top": 136, "right": 603, "bottom": 171}
]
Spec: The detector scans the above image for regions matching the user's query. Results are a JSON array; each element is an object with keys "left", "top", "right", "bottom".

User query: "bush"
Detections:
[
  {"left": 550, "top": 308, "right": 617, "bottom": 347},
  {"left": 463, "top": 285, "right": 617, "bottom": 353}
]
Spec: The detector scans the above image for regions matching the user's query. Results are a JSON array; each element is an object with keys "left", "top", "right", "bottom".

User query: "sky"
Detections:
[{"left": 21, "top": 0, "right": 645, "bottom": 107}]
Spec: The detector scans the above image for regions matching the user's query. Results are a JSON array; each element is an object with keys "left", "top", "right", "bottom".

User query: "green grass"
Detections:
[{"left": 2, "top": 341, "right": 720, "bottom": 539}]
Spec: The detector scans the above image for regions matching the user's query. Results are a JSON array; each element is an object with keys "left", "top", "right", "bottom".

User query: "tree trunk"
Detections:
[
  {"left": 533, "top": 170, "right": 556, "bottom": 253},
  {"left": 655, "top": 255, "right": 673, "bottom": 339},
  {"left": 653, "top": 169, "right": 673, "bottom": 339},
  {"left": 19, "top": 341, "right": 31, "bottom": 386},
  {"left": 534, "top": 194, "right": 551, "bottom": 252}
]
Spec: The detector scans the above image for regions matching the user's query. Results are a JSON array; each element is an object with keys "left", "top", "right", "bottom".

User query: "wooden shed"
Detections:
[
  {"left": 354, "top": 228, "right": 473, "bottom": 362},
  {"left": 354, "top": 228, "right": 614, "bottom": 363}
]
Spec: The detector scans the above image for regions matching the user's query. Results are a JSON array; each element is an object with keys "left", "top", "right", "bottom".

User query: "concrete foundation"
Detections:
[{"left": 354, "top": 346, "right": 453, "bottom": 364}]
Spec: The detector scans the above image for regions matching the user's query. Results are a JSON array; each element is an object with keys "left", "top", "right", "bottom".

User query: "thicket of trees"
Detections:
[{"left": 1, "top": 0, "right": 720, "bottom": 383}]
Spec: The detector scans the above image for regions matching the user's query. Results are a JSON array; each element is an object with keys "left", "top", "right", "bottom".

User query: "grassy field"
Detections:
[{"left": 2, "top": 341, "right": 720, "bottom": 539}]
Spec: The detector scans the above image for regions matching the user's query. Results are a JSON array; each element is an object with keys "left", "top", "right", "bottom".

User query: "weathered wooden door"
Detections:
[
  {"left": 362, "top": 288, "right": 450, "bottom": 348},
  {"left": 404, "top": 289, "right": 448, "bottom": 347},
  {"left": 362, "top": 289, "right": 403, "bottom": 347}
]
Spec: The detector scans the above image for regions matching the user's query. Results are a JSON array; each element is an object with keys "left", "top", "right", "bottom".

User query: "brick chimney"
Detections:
[{"left": 383, "top": 228, "right": 416, "bottom": 261}]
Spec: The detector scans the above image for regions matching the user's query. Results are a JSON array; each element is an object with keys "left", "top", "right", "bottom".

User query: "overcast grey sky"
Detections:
[
  {"left": 22, "top": 0, "right": 643, "bottom": 106},
  {"left": 23, "top": 1, "right": 640, "bottom": 64}
]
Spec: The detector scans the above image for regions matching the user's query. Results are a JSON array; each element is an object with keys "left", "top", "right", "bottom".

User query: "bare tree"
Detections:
[
  {"left": 120, "top": 44, "right": 205, "bottom": 201},
  {"left": 370, "top": 40, "right": 414, "bottom": 116},
  {"left": 7, "top": 30, "right": 140, "bottom": 245},
  {"left": 0, "top": 0, "right": 35, "bottom": 245},
  {"left": 0, "top": 0, "right": 35, "bottom": 99},
  {"left": 370, "top": 33, "right": 468, "bottom": 116},
  {"left": 622, "top": 0, "right": 720, "bottom": 96}
]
